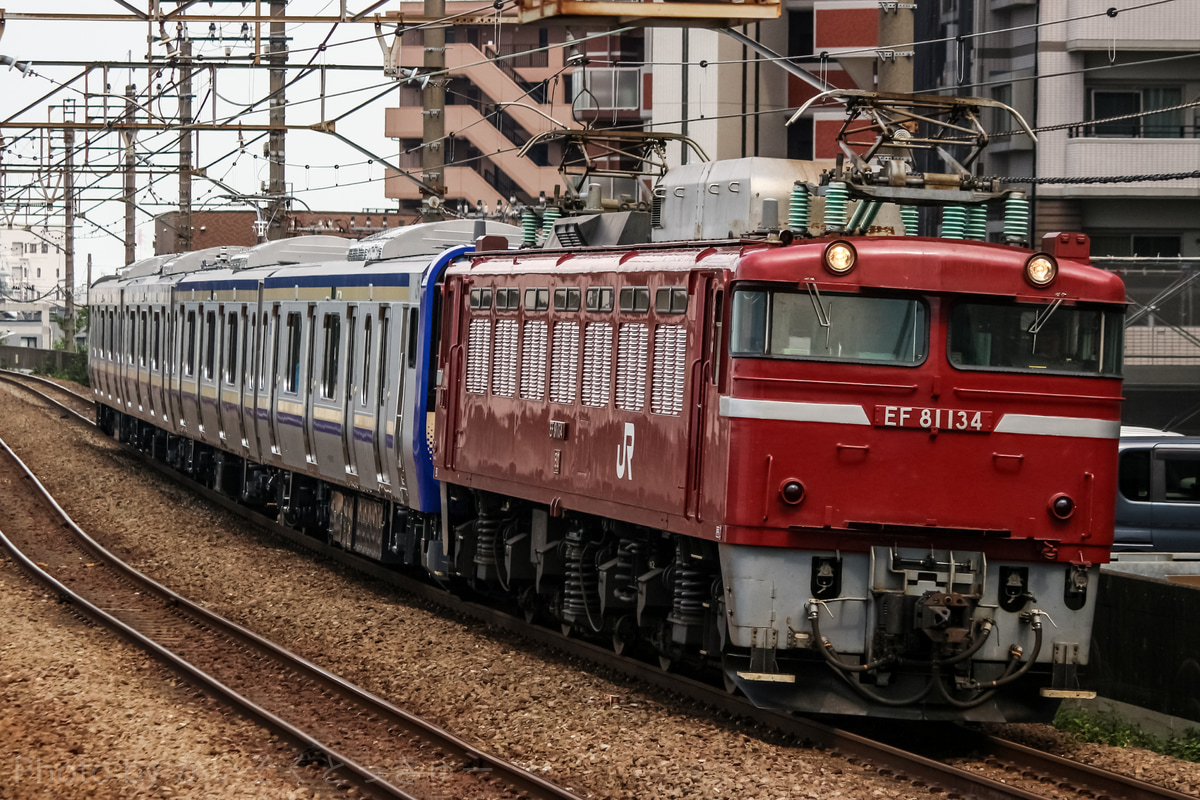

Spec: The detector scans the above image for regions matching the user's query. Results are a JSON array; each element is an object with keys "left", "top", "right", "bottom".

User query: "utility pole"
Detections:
[
  {"left": 877, "top": 1, "right": 915, "bottom": 95},
  {"left": 266, "top": 0, "right": 288, "bottom": 241},
  {"left": 179, "top": 34, "right": 194, "bottom": 252},
  {"left": 124, "top": 84, "right": 137, "bottom": 266},
  {"left": 422, "top": 0, "right": 446, "bottom": 219},
  {"left": 63, "top": 127, "right": 76, "bottom": 353}
]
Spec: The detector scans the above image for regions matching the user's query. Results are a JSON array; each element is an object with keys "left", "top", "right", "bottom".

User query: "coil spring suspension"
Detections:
[
  {"left": 668, "top": 551, "right": 709, "bottom": 627},
  {"left": 562, "top": 540, "right": 601, "bottom": 629},
  {"left": 611, "top": 538, "right": 642, "bottom": 605},
  {"left": 473, "top": 505, "right": 500, "bottom": 567}
]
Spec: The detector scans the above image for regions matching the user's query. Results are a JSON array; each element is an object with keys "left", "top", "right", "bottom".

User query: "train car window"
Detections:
[
  {"left": 554, "top": 287, "right": 581, "bottom": 312},
  {"left": 615, "top": 323, "right": 648, "bottom": 411},
  {"left": 582, "top": 323, "right": 613, "bottom": 407},
  {"left": 521, "top": 320, "right": 548, "bottom": 401},
  {"left": 496, "top": 287, "right": 519, "bottom": 311},
  {"left": 948, "top": 302, "right": 1123, "bottom": 376},
  {"left": 524, "top": 287, "right": 550, "bottom": 311},
  {"left": 152, "top": 312, "right": 162, "bottom": 370},
  {"left": 321, "top": 313, "right": 341, "bottom": 399},
  {"left": 263, "top": 311, "right": 277, "bottom": 391},
  {"left": 651, "top": 324, "right": 687, "bottom": 416},
  {"left": 619, "top": 287, "right": 651, "bottom": 313},
  {"left": 406, "top": 308, "right": 419, "bottom": 370},
  {"left": 284, "top": 312, "right": 302, "bottom": 393},
  {"left": 128, "top": 310, "right": 136, "bottom": 362},
  {"left": 204, "top": 311, "right": 217, "bottom": 380},
  {"left": 654, "top": 287, "right": 688, "bottom": 315},
  {"left": 586, "top": 287, "right": 615, "bottom": 313},
  {"left": 492, "top": 319, "right": 518, "bottom": 397},
  {"left": 245, "top": 313, "right": 255, "bottom": 386},
  {"left": 550, "top": 321, "right": 579, "bottom": 405},
  {"left": 224, "top": 314, "right": 239, "bottom": 384},
  {"left": 379, "top": 312, "right": 391, "bottom": 407},
  {"left": 362, "top": 316, "right": 373, "bottom": 406},
  {"left": 139, "top": 311, "right": 148, "bottom": 366},
  {"left": 469, "top": 287, "right": 493, "bottom": 311},
  {"left": 185, "top": 311, "right": 197, "bottom": 377},
  {"left": 730, "top": 289, "right": 927, "bottom": 365}
]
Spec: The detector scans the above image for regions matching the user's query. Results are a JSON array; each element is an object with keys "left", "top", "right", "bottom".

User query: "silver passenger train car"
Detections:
[{"left": 89, "top": 221, "right": 521, "bottom": 567}]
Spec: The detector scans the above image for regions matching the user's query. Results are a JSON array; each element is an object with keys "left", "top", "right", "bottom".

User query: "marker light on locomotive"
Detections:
[
  {"left": 823, "top": 240, "right": 857, "bottom": 274},
  {"left": 1024, "top": 253, "right": 1058, "bottom": 287}
]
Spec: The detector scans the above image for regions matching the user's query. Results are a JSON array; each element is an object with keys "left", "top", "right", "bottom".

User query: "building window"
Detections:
[
  {"left": 1089, "top": 233, "right": 1182, "bottom": 258},
  {"left": 1088, "top": 87, "right": 1185, "bottom": 138}
]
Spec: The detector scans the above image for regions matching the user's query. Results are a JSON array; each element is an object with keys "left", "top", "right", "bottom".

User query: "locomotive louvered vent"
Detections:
[
  {"left": 582, "top": 323, "right": 613, "bottom": 408},
  {"left": 521, "top": 320, "right": 547, "bottom": 401},
  {"left": 616, "top": 323, "right": 648, "bottom": 412},
  {"left": 554, "top": 222, "right": 587, "bottom": 249},
  {"left": 466, "top": 318, "right": 491, "bottom": 394},
  {"left": 550, "top": 322, "right": 580, "bottom": 405},
  {"left": 651, "top": 325, "right": 687, "bottom": 416},
  {"left": 491, "top": 319, "right": 518, "bottom": 397},
  {"left": 651, "top": 187, "right": 666, "bottom": 229}
]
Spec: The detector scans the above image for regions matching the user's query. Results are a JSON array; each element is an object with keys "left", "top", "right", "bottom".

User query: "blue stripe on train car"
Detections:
[
  {"left": 410, "top": 245, "right": 472, "bottom": 514},
  {"left": 262, "top": 272, "right": 414, "bottom": 289}
]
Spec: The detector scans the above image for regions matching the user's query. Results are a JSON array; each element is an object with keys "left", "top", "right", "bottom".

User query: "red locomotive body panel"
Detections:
[{"left": 436, "top": 246, "right": 744, "bottom": 535}]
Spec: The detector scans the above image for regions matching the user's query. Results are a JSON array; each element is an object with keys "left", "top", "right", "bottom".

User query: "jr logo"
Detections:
[{"left": 616, "top": 422, "right": 635, "bottom": 481}]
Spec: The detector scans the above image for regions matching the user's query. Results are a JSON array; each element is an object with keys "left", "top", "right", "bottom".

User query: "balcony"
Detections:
[
  {"left": 1049, "top": 136, "right": 1200, "bottom": 197},
  {"left": 1064, "top": 0, "right": 1200, "bottom": 50}
]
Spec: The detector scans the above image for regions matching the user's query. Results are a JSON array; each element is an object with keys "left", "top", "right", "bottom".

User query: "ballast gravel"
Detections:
[{"left": 0, "top": 383, "right": 1197, "bottom": 800}]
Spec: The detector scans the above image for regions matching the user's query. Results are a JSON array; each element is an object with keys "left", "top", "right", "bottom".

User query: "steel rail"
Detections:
[
  {"left": 0, "top": 369, "right": 96, "bottom": 417},
  {"left": 0, "top": 428, "right": 583, "bottom": 800},
  {"left": 7, "top": 378, "right": 1196, "bottom": 800}
]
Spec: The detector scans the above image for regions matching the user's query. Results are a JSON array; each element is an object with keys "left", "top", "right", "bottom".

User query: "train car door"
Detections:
[
  {"left": 218, "top": 307, "right": 244, "bottom": 449},
  {"left": 198, "top": 307, "right": 222, "bottom": 443},
  {"left": 685, "top": 273, "right": 717, "bottom": 522},
  {"left": 274, "top": 305, "right": 310, "bottom": 472},
  {"left": 180, "top": 304, "right": 201, "bottom": 434},
  {"left": 259, "top": 303, "right": 281, "bottom": 462},
  {"left": 351, "top": 307, "right": 380, "bottom": 494},
  {"left": 375, "top": 307, "right": 399, "bottom": 497},
  {"left": 302, "top": 303, "right": 317, "bottom": 465},
  {"left": 150, "top": 307, "right": 164, "bottom": 423},
  {"left": 242, "top": 307, "right": 259, "bottom": 459},
  {"left": 341, "top": 306, "right": 360, "bottom": 481}
]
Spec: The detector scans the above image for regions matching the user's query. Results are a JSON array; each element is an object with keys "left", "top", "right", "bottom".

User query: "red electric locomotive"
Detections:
[{"left": 431, "top": 97, "right": 1124, "bottom": 721}]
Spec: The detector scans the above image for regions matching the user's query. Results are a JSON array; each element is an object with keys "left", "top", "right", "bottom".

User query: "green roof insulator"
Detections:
[
  {"left": 788, "top": 182, "right": 811, "bottom": 233},
  {"left": 900, "top": 206, "right": 919, "bottom": 236},
  {"left": 521, "top": 209, "right": 538, "bottom": 247},
  {"left": 965, "top": 204, "right": 988, "bottom": 241},
  {"left": 1004, "top": 192, "right": 1030, "bottom": 245},
  {"left": 941, "top": 205, "right": 968, "bottom": 239},
  {"left": 541, "top": 206, "right": 562, "bottom": 244},
  {"left": 824, "top": 181, "right": 850, "bottom": 232}
]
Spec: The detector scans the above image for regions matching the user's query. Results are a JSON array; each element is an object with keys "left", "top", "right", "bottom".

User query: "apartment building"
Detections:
[{"left": 0, "top": 226, "right": 68, "bottom": 303}]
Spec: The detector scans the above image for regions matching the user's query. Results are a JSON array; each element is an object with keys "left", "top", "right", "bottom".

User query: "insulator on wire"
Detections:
[
  {"left": 1003, "top": 192, "right": 1030, "bottom": 245},
  {"left": 965, "top": 205, "right": 988, "bottom": 241},
  {"left": 788, "top": 182, "right": 811, "bottom": 233},
  {"left": 900, "top": 206, "right": 919, "bottom": 236},
  {"left": 823, "top": 181, "right": 849, "bottom": 233},
  {"left": 540, "top": 206, "right": 561, "bottom": 244},
  {"left": 941, "top": 205, "right": 968, "bottom": 239},
  {"left": 521, "top": 209, "right": 538, "bottom": 247}
]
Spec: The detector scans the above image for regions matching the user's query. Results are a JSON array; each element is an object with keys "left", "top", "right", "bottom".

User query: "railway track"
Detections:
[
  {"left": 0, "top": 429, "right": 583, "bottom": 800},
  {"left": 4, "top": 375, "right": 1195, "bottom": 800},
  {"left": 0, "top": 368, "right": 96, "bottom": 422}
]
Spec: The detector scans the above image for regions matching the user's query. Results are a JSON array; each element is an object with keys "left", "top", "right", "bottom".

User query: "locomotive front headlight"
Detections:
[
  {"left": 824, "top": 241, "right": 857, "bottom": 275},
  {"left": 1049, "top": 493, "right": 1075, "bottom": 520},
  {"left": 1025, "top": 253, "right": 1057, "bottom": 287},
  {"left": 780, "top": 479, "right": 806, "bottom": 505}
]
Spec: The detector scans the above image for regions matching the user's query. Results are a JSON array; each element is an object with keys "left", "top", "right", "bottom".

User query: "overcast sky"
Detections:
[{"left": 2, "top": 1, "right": 411, "bottom": 279}]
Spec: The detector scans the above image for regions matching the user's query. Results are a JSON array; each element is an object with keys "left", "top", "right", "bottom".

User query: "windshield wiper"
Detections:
[{"left": 805, "top": 281, "right": 833, "bottom": 351}]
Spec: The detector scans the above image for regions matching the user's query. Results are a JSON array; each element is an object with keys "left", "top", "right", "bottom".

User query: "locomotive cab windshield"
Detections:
[{"left": 948, "top": 301, "right": 1123, "bottom": 376}]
